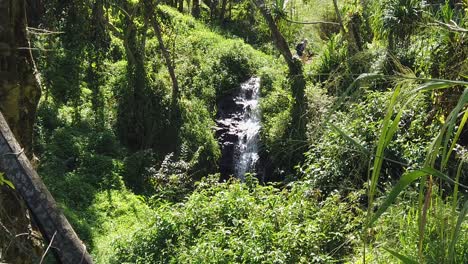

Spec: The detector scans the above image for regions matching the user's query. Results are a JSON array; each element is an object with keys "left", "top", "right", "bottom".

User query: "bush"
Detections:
[
  {"left": 111, "top": 180, "right": 364, "bottom": 263},
  {"left": 300, "top": 88, "right": 436, "bottom": 192},
  {"left": 147, "top": 151, "right": 196, "bottom": 203},
  {"left": 178, "top": 98, "right": 220, "bottom": 178},
  {"left": 212, "top": 41, "right": 257, "bottom": 95},
  {"left": 88, "top": 190, "right": 153, "bottom": 263}
]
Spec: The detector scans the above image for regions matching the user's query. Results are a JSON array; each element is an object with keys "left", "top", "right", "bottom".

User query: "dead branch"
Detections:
[
  {"left": 285, "top": 18, "right": 340, "bottom": 25},
  {"left": 425, "top": 19, "right": 468, "bottom": 33}
]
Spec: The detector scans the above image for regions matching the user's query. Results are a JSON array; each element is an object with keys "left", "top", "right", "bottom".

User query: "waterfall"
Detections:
[
  {"left": 234, "top": 77, "right": 261, "bottom": 179},
  {"left": 215, "top": 77, "right": 261, "bottom": 180}
]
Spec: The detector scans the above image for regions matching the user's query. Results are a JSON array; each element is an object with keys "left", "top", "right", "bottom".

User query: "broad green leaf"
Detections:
[{"left": 0, "top": 172, "right": 14, "bottom": 189}]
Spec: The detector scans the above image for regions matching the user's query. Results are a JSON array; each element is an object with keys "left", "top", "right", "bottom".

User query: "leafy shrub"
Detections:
[
  {"left": 213, "top": 41, "right": 257, "bottom": 95},
  {"left": 36, "top": 102, "right": 61, "bottom": 132},
  {"left": 89, "top": 190, "right": 153, "bottom": 263},
  {"left": 305, "top": 83, "right": 333, "bottom": 141},
  {"left": 79, "top": 154, "right": 125, "bottom": 190},
  {"left": 88, "top": 130, "right": 121, "bottom": 157},
  {"left": 300, "top": 88, "right": 436, "bottom": 192},
  {"left": 148, "top": 151, "right": 196, "bottom": 203},
  {"left": 179, "top": 98, "right": 220, "bottom": 178},
  {"left": 111, "top": 180, "right": 364, "bottom": 263}
]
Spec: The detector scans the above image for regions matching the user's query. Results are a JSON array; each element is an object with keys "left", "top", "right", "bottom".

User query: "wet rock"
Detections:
[{"left": 215, "top": 77, "right": 262, "bottom": 180}]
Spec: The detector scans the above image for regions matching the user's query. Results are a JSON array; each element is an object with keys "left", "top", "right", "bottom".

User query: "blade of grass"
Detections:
[
  {"left": 448, "top": 200, "right": 468, "bottom": 263},
  {"left": 442, "top": 107, "right": 468, "bottom": 169},
  {"left": 409, "top": 79, "right": 468, "bottom": 94},
  {"left": 329, "top": 123, "right": 371, "bottom": 156},
  {"left": 419, "top": 177, "right": 432, "bottom": 261},
  {"left": 441, "top": 89, "right": 468, "bottom": 168},
  {"left": 452, "top": 161, "right": 464, "bottom": 214},
  {"left": 368, "top": 83, "right": 402, "bottom": 214},
  {"left": 384, "top": 247, "right": 418, "bottom": 264},
  {"left": 0, "top": 172, "right": 15, "bottom": 189},
  {"left": 417, "top": 88, "right": 467, "bottom": 260},
  {"left": 369, "top": 169, "right": 427, "bottom": 227},
  {"left": 449, "top": 161, "right": 464, "bottom": 262},
  {"left": 368, "top": 167, "right": 465, "bottom": 227}
]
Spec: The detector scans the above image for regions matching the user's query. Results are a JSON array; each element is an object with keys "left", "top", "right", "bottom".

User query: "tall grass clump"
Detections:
[{"left": 331, "top": 75, "right": 468, "bottom": 263}]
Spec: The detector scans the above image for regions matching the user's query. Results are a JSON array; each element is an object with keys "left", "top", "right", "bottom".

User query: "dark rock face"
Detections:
[{"left": 215, "top": 92, "right": 242, "bottom": 180}]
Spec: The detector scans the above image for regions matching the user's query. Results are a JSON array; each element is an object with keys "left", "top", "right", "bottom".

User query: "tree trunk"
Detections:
[
  {"left": 0, "top": 0, "right": 41, "bottom": 155},
  {"left": 115, "top": 1, "right": 150, "bottom": 151},
  {"left": 178, "top": 0, "right": 184, "bottom": 12},
  {"left": 0, "top": 1, "right": 93, "bottom": 263},
  {"left": 25, "top": 0, "right": 44, "bottom": 27},
  {"left": 332, "top": 0, "right": 345, "bottom": 34},
  {"left": 332, "top": 0, "right": 359, "bottom": 52},
  {"left": 88, "top": 0, "right": 109, "bottom": 127},
  {"left": 253, "top": 0, "right": 299, "bottom": 75},
  {"left": 0, "top": 0, "right": 43, "bottom": 262},
  {"left": 192, "top": 0, "right": 200, "bottom": 18},
  {"left": 0, "top": 112, "right": 93, "bottom": 263},
  {"left": 253, "top": 0, "right": 307, "bottom": 155},
  {"left": 210, "top": 0, "right": 218, "bottom": 21},
  {"left": 145, "top": 2, "right": 179, "bottom": 108},
  {"left": 219, "top": 0, "right": 228, "bottom": 22}
]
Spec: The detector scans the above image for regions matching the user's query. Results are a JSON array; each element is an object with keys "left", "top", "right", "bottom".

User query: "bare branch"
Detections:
[
  {"left": 16, "top": 47, "right": 55, "bottom": 51},
  {"left": 106, "top": 21, "right": 124, "bottom": 39},
  {"left": 26, "top": 27, "right": 64, "bottom": 35},
  {"left": 109, "top": 2, "right": 132, "bottom": 19},
  {"left": 285, "top": 18, "right": 340, "bottom": 26},
  {"left": 425, "top": 19, "right": 468, "bottom": 33},
  {"left": 39, "top": 231, "right": 57, "bottom": 264}
]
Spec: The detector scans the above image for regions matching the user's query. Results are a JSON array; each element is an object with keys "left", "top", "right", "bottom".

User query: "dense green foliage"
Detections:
[
  {"left": 7, "top": 0, "right": 466, "bottom": 263},
  {"left": 112, "top": 178, "right": 364, "bottom": 263}
]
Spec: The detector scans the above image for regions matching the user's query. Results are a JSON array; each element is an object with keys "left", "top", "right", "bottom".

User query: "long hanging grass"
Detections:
[
  {"left": 326, "top": 73, "right": 468, "bottom": 263},
  {"left": 371, "top": 81, "right": 467, "bottom": 263}
]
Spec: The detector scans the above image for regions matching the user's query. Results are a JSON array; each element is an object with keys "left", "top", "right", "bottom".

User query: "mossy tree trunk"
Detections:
[
  {"left": 87, "top": 0, "right": 110, "bottom": 128},
  {"left": 253, "top": 0, "right": 307, "bottom": 143},
  {"left": 219, "top": 0, "right": 228, "bottom": 22},
  {"left": 332, "top": 0, "right": 359, "bottom": 52},
  {"left": 144, "top": 1, "right": 181, "bottom": 154},
  {"left": 112, "top": 1, "right": 174, "bottom": 154},
  {"left": 192, "top": 0, "right": 200, "bottom": 18},
  {"left": 144, "top": 1, "right": 179, "bottom": 108},
  {"left": 0, "top": 0, "right": 42, "bottom": 262},
  {"left": 1, "top": 0, "right": 92, "bottom": 263},
  {"left": 115, "top": 1, "right": 151, "bottom": 151},
  {"left": 178, "top": 0, "right": 184, "bottom": 12},
  {"left": 210, "top": 0, "right": 218, "bottom": 21},
  {"left": 0, "top": 112, "right": 94, "bottom": 263}
]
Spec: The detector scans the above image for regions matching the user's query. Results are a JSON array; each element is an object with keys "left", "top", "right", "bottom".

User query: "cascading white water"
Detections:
[{"left": 234, "top": 77, "right": 261, "bottom": 179}]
